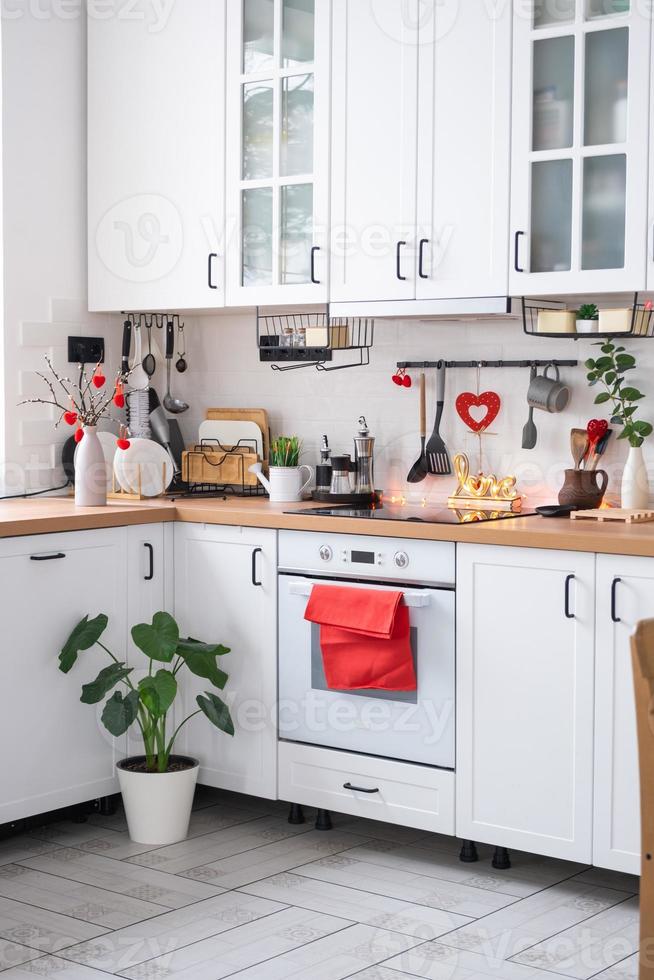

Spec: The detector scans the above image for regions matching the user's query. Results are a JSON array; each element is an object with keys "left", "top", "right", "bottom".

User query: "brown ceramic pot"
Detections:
[{"left": 558, "top": 468, "right": 608, "bottom": 509}]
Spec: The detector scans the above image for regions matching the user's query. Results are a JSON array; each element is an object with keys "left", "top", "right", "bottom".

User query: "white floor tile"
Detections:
[
  {"left": 594, "top": 952, "right": 640, "bottom": 978},
  {"left": 215, "top": 923, "right": 419, "bottom": 980},
  {"left": 118, "top": 906, "right": 351, "bottom": 980},
  {"left": 383, "top": 941, "right": 573, "bottom": 979},
  {"left": 293, "top": 854, "right": 517, "bottom": 918},
  {"left": 0, "top": 939, "right": 43, "bottom": 971},
  {"left": 437, "top": 880, "right": 632, "bottom": 960},
  {"left": 0, "top": 841, "right": 58, "bottom": 871},
  {"left": 179, "top": 831, "right": 370, "bottom": 890},
  {"left": 61, "top": 893, "right": 286, "bottom": 974},
  {"left": 87, "top": 803, "right": 259, "bottom": 838},
  {"left": 17, "top": 849, "right": 224, "bottom": 909},
  {"left": 572, "top": 868, "right": 639, "bottom": 894},
  {"left": 511, "top": 896, "right": 639, "bottom": 979},
  {"left": 1, "top": 955, "right": 118, "bottom": 979},
  {"left": 238, "top": 871, "right": 471, "bottom": 940},
  {"left": 27, "top": 825, "right": 157, "bottom": 862},
  {"left": 126, "top": 817, "right": 313, "bottom": 874},
  {"left": 0, "top": 897, "right": 108, "bottom": 954}
]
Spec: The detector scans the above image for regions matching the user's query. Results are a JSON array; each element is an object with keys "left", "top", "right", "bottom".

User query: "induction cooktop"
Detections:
[{"left": 288, "top": 502, "right": 537, "bottom": 524}]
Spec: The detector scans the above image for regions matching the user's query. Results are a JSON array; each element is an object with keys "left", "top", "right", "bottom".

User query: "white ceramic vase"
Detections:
[
  {"left": 74, "top": 426, "right": 107, "bottom": 507},
  {"left": 117, "top": 757, "right": 199, "bottom": 845},
  {"left": 248, "top": 462, "right": 314, "bottom": 502},
  {"left": 621, "top": 445, "right": 650, "bottom": 510}
]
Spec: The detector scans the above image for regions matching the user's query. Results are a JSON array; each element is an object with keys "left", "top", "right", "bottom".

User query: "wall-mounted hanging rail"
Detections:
[{"left": 396, "top": 359, "right": 578, "bottom": 370}]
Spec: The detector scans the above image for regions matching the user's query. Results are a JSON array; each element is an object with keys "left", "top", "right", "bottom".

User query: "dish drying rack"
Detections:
[
  {"left": 180, "top": 439, "right": 267, "bottom": 498},
  {"left": 257, "top": 307, "right": 374, "bottom": 371}
]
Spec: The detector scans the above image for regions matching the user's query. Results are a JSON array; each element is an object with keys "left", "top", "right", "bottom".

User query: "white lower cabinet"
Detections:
[
  {"left": 456, "top": 544, "right": 596, "bottom": 863},
  {"left": 593, "top": 555, "right": 653, "bottom": 875},
  {"left": 278, "top": 741, "right": 455, "bottom": 834},
  {"left": 0, "top": 528, "right": 128, "bottom": 823},
  {"left": 174, "top": 523, "right": 277, "bottom": 799}
]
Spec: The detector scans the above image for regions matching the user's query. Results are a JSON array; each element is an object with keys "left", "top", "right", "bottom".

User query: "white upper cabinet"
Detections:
[
  {"left": 87, "top": 0, "right": 226, "bottom": 312},
  {"left": 510, "top": 0, "right": 651, "bottom": 295},
  {"left": 330, "top": 1, "right": 511, "bottom": 305},
  {"left": 416, "top": 1, "right": 512, "bottom": 299},
  {"left": 225, "top": 0, "right": 331, "bottom": 306}
]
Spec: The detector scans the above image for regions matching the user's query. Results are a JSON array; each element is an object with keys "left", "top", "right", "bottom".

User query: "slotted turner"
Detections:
[{"left": 426, "top": 363, "right": 452, "bottom": 475}]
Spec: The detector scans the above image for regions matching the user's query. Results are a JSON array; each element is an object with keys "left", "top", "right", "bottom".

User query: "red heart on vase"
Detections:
[
  {"left": 587, "top": 418, "right": 608, "bottom": 440},
  {"left": 63, "top": 410, "right": 77, "bottom": 426},
  {"left": 117, "top": 438, "right": 130, "bottom": 450},
  {"left": 74, "top": 427, "right": 84, "bottom": 443},
  {"left": 455, "top": 391, "right": 501, "bottom": 433}
]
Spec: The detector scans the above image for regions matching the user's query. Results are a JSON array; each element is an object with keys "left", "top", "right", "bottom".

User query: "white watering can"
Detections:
[{"left": 249, "top": 461, "right": 314, "bottom": 503}]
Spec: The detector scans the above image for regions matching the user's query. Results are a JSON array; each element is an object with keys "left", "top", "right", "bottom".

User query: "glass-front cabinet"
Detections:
[
  {"left": 226, "top": 0, "right": 330, "bottom": 305},
  {"left": 509, "top": 0, "right": 651, "bottom": 295}
]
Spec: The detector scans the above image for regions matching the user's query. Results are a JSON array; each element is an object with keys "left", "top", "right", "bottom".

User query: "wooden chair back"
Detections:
[{"left": 631, "top": 619, "right": 654, "bottom": 977}]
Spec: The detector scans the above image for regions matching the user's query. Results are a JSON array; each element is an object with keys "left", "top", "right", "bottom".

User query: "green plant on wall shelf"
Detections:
[
  {"left": 577, "top": 303, "right": 599, "bottom": 321},
  {"left": 586, "top": 342, "right": 652, "bottom": 448},
  {"left": 59, "top": 611, "right": 234, "bottom": 773}
]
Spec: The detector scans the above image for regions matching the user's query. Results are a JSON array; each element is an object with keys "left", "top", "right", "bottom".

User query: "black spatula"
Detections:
[
  {"left": 407, "top": 373, "right": 428, "bottom": 483},
  {"left": 426, "top": 363, "right": 452, "bottom": 475}
]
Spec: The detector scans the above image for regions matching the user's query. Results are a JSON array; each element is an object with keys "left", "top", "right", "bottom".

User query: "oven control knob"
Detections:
[
  {"left": 319, "top": 545, "right": 333, "bottom": 562},
  {"left": 394, "top": 551, "right": 409, "bottom": 569}
]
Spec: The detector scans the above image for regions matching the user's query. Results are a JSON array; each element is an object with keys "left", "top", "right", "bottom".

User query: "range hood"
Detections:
[{"left": 328, "top": 296, "right": 518, "bottom": 320}]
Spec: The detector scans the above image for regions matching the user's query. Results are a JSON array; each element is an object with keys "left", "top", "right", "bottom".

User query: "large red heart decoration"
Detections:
[
  {"left": 455, "top": 391, "right": 501, "bottom": 433},
  {"left": 587, "top": 418, "right": 608, "bottom": 441}
]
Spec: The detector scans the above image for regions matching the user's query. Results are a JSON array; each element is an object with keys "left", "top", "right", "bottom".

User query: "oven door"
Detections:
[{"left": 278, "top": 574, "right": 455, "bottom": 768}]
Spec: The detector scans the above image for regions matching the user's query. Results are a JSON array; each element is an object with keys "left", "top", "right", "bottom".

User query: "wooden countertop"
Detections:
[{"left": 3, "top": 494, "right": 654, "bottom": 557}]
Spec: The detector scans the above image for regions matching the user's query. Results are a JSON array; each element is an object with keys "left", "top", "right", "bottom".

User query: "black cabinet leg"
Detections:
[
  {"left": 315, "top": 809, "right": 332, "bottom": 831},
  {"left": 459, "top": 840, "right": 479, "bottom": 863},
  {"left": 98, "top": 795, "right": 118, "bottom": 816},
  {"left": 492, "top": 846, "right": 511, "bottom": 870},
  {"left": 288, "top": 803, "right": 305, "bottom": 825}
]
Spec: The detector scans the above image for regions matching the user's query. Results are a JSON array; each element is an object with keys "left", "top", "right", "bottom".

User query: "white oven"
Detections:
[{"left": 278, "top": 530, "right": 455, "bottom": 769}]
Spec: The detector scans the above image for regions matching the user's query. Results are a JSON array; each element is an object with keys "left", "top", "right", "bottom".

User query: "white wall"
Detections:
[
  {"left": 1, "top": 1, "right": 122, "bottom": 493},
  {"left": 163, "top": 312, "right": 654, "bottom": 505}
]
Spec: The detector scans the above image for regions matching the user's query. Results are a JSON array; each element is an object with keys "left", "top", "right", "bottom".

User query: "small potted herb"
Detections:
[
  {"left": 249, "top": 436, "right": 314, "bottom": 502},
  {"left": 59, "top": 611, "right": 234, "bottom": 845},
  {"left": 586, "top": 341, "right": 652, "bottom": 508},
  {"left": 576, "top": 303, "right": 599, "bottom": 334}
]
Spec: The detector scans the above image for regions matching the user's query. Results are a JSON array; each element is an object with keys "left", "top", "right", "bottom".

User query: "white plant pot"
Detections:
[
  {"left": 621, "top": 445, "right": 650, "bottom": 510},
  {"left": 249, "top": 463, "right": 314, "bottom": 502},
  {"left": 575, "top": 319, "right": 598, "bottom": 334},
  {"left": 117, "top": 756, "right": 199, "bottom": 845},
  {"left": 74, "top": 425, "right": 107, "bottom": 507}
]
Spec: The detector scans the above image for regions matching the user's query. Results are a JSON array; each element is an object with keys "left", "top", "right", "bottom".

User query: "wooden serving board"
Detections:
[
  {"left": 205, "top": 408, "right": 270, "bottom": 461},
  {"left": 571, "top": 508, "right": 654, "bottom": 524}
]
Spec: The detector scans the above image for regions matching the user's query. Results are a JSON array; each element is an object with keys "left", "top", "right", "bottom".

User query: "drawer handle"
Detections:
[
  {"left": 343, "top": 782, "right": 380, "bottom": 794},
  {"left": 30, "top": 552, "right": 66, "bottom": 561}
]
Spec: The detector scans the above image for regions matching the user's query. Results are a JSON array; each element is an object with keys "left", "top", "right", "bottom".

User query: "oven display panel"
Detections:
[{"left": 350, "top": 550, "right": 375, "bottom": 564}]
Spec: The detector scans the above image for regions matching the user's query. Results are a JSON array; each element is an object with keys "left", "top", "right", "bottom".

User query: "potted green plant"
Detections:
[
  {"left": 586, "top": 341, "right": 652, "bottom": 508},
  {"left": 576, "top": 303, "right": 599, "bottom": 334},
  {"left": 249, "top": 435, "right": 314, "bottom": 501},
  {"left": 59, "top": 611, "right": 234, "bottom": 845}
]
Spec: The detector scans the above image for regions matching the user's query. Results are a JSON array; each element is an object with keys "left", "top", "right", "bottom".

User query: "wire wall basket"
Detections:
[
  {"left": 522, "top": 293, "right": 653, "bottom": 339},
  {"left": 257, "top": 308, "right": 375, "bottom": 371}
]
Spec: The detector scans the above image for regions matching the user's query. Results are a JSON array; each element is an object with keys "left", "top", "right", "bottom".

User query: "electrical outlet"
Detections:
[{"left": 68, "top": 336, "right": 105, "bottom": 364}]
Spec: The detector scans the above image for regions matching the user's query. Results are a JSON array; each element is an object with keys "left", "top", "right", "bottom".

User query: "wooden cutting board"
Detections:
[
  {"left": 571, "top": 508, "right": 654, "bottom": 524},
  {"left": 205, "top": 408, "right": 270, "bottom": 461}
]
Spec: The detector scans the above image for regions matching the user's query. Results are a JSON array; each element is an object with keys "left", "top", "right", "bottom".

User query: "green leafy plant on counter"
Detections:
[
  {"left": 58, "top": 611, "right": 234, "bottom": 773},
  {"left": 586, "top": 342, "right": 652, "bottom": 448},
  {"left": 577, "top": 303, "right": 599, "bottom": 321},
  {"left": 270, "top": 435, "right": 302, "bottom": 467}
]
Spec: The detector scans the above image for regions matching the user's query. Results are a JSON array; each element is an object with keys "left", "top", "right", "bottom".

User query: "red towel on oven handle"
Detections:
[{"left": 304, "top": 584, "right": 417, "bottom": 691}]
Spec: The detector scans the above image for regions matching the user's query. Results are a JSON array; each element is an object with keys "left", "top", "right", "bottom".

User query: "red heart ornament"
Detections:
[
  {"left": 63, "top": 410, "right": 77, "bottom": 426},
  {"left": 92, "top": 374, "right": 106, "bottom": 389},
  {"left": 455, "top": 391, "right": 501, "bottom": 433},
  {"left": 74, "top": 427, "right": 84, "bottom": 443},
  {"left": 587, "top": 418, "right": 608, "bottom": 440},
  {"left": 117, "top": 438, "right": 131, "bottom": 450}
]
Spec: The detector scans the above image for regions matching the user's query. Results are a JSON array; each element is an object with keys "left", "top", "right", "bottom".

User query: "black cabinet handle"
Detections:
[
  {"left": 251, "top": 547, "right": 263, "bottom": 587},
  {"left": 343, "top": 782, "right": 380, "bottom": 794},
  {"left": 611, "top": 577, "right": 622, "bottom": 623},
  {"left": 30, "top": 552, "right": 66, "bottom": 561},
  {"left": 310, "top": 246, "right": 320, "bottom": 285},
  {"left": 564, "top": 574, "right": 575, "bottom": 619},
  {"left": 418, "top": 238, "right": 429, "bottom": 279},
  {"left": 207, "top": 252, "right": 218, "bottom": 289},
  {"left": 514, "top": 231, "right": 525, "bottom": 273},
  {"left": 396, "top": 240, "right": 407, "bottom": 281},
  {"left": 144, "top": 542, "right": 154, "bottom": 581}
]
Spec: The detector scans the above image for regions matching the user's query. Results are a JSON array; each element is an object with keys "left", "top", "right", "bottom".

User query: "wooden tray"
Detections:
[
  {"left": 205, "top": 408, "right": 270, "bottom": 462},
  {"left": 571, "top": 508, "right": 654, "bottom": 524}
]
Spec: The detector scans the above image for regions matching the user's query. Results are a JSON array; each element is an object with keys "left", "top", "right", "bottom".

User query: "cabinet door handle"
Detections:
[
  {"left": 310, "top": 246, "right": 320, "bottom": 285},
  {"left": 343, "top": 782, "right": 380, "bottom": 794},
  {"left": 418, "top": 238, "right": 429, "bottom": 279},
  {"left": 251, "top": 547, "right": 263, "bottom": 587},
  {"left": 144, "top": 542, "right": 154, "bottom": 581},
  {"left": 30, "top": 552, "right": 66, "bottom": 561},
  {"left": 207, "top": 252, "right": 218, "bottom": 289},
  {"left": 564, "top": 573, "right": 575, "bottom": 619},
  {"left": 611, "top": 577, "right": 622, "bottom": 623},
  {"left": 514, "top": 230, "right": 525, "bottom": 273},
  {"left": 396, "top": 240, "right": 407, "bottom": 281}
]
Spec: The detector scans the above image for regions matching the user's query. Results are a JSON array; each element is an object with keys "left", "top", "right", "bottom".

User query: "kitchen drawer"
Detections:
[{"left": 278, "top": 741, "right": 455, "bottom": 834}]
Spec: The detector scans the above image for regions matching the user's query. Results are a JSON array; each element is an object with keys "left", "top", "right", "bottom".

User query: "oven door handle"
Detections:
[{"left": 288, "top": 581, "right": 432, "bottom": 607}]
